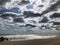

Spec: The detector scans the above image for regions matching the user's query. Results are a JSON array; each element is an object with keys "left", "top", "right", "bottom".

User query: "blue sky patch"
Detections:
[{"left": 26, "top": 4, "right": 33, "bottom": 9}]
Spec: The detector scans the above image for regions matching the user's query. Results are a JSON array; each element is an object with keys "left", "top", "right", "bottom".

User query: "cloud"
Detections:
[
  {"left": 10, "top": 0, "right": 30, "bottom": 6},
  {"left": 28, "top": 20, "right": 36, "bottom": 24},
  {"left": 0, "top": 7, "right": 9, "bottom": 14},
  {"left": 18, "top": 0, "right": 30, "bottom": 5},
  {"left": 0, "top": 12, "right": 17, "bottom": 19},
  {"left": 0, "top": 0, "right": 30, "bottom": 13},
  {"left": 9, "top": 7, "right": 21, "bottom": 13},
  {"left": 0, "top": 7, "right": 21, "bottom": 14},
  {"left": 0, "top": 0, "right": 11, "bottom": 6},
  {"left": 23, "top": 11, "right": 42, "bottom": 17},
  {"left": 39, "top": 16, "right": 49, "bottom": 23},
  {"left": 0, "top": 0, "right": 60, "bottom": 33},
  {"left": 48, "top": 0, "right": 60, "bottom": 11},
  {"left": 50, "top": 13, "right": 60, "bottom": 18},
  {"left": 13, "top": 18, "right": 24, "bottom": 23},
  {"left": 53, "top": 22, "right": 60, "bottom": 25},
  {"left": 41, "top": 0, "right": 60, "bottom": 15},
  {"left": 25, "top": 24, "right": 36, "bottom": 27}
]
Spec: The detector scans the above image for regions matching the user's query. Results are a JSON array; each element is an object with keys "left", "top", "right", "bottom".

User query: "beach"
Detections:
[{"left": 0, "top": 36, "right": 60, "bottom": 45}]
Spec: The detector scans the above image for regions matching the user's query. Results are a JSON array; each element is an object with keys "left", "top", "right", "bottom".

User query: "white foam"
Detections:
[{"left": 1, "top": 34, "right": 57, "bottom": 41}]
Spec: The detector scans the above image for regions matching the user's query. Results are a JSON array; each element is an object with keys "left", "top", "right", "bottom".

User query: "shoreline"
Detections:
[{"left": 0, "top": 36, "right": 60, "bottom": 45}]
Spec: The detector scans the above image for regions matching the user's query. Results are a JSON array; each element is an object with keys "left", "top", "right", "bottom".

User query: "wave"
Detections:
[{"left": 0, "top": 34, "right": 57, "bottom": 41}]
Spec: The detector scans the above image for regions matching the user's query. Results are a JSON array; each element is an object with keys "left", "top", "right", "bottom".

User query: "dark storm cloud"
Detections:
[
  {"left": 0, "top": 13, "right": 17, "bottom": 19},
  {"left": 39, "top": 16, "right": 49, "bottom": 23},
  {"left": 23, "top": 11, "right": 42, "bottom": 17},
  {"left": 38, "top": 5, "right": 44, "bottom": 7},
  {"left": 25, "top": 24, "right": 36, "bottom": 27},
  {"left": 0, "top": 0, "right": 11, "bottom": 6},
  {"left": 41, "top": 0, "right": 60, "bottom": 15},
  {"left": 53, "top": 22, "right": 60, "bottom": 25},
  {"left": 50, "top": 13, "right": 60, "bottom": 18},
  {"left": 13, "top": 18, "right": 24, "bottom": 23},
  {"left": 28, "top": 20, "right": 36, "bottom": 24},
  {"left": 18, "top": 0, "right": 30, "bottom": 5}
]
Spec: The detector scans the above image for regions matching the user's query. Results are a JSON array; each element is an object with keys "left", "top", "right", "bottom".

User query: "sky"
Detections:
[{"left": 0, "top": 0, "right": 60, "bottom": 31}]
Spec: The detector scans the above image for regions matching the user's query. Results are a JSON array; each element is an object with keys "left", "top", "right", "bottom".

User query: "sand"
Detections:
[{"left": 0, "top": 36, "right": 60, "bottom": 45}]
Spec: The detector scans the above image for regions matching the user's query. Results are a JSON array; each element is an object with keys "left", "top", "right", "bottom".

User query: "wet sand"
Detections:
[{"left": 0, "top": 36, "right": 60, "bottom": 45}]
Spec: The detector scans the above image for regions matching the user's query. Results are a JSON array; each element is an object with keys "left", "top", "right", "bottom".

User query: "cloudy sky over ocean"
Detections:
[{"left": 0, "top": 0, "right": 60, "bottom": 35}]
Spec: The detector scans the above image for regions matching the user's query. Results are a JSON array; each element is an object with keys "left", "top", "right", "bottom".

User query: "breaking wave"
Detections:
[{"left": 0, "top": 34, "right": 57, "bottom": 41}]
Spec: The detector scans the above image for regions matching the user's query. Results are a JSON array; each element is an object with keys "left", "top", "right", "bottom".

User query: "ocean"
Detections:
[{"left": 0, "top": 34, "right": 57, "bottom": 41}]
